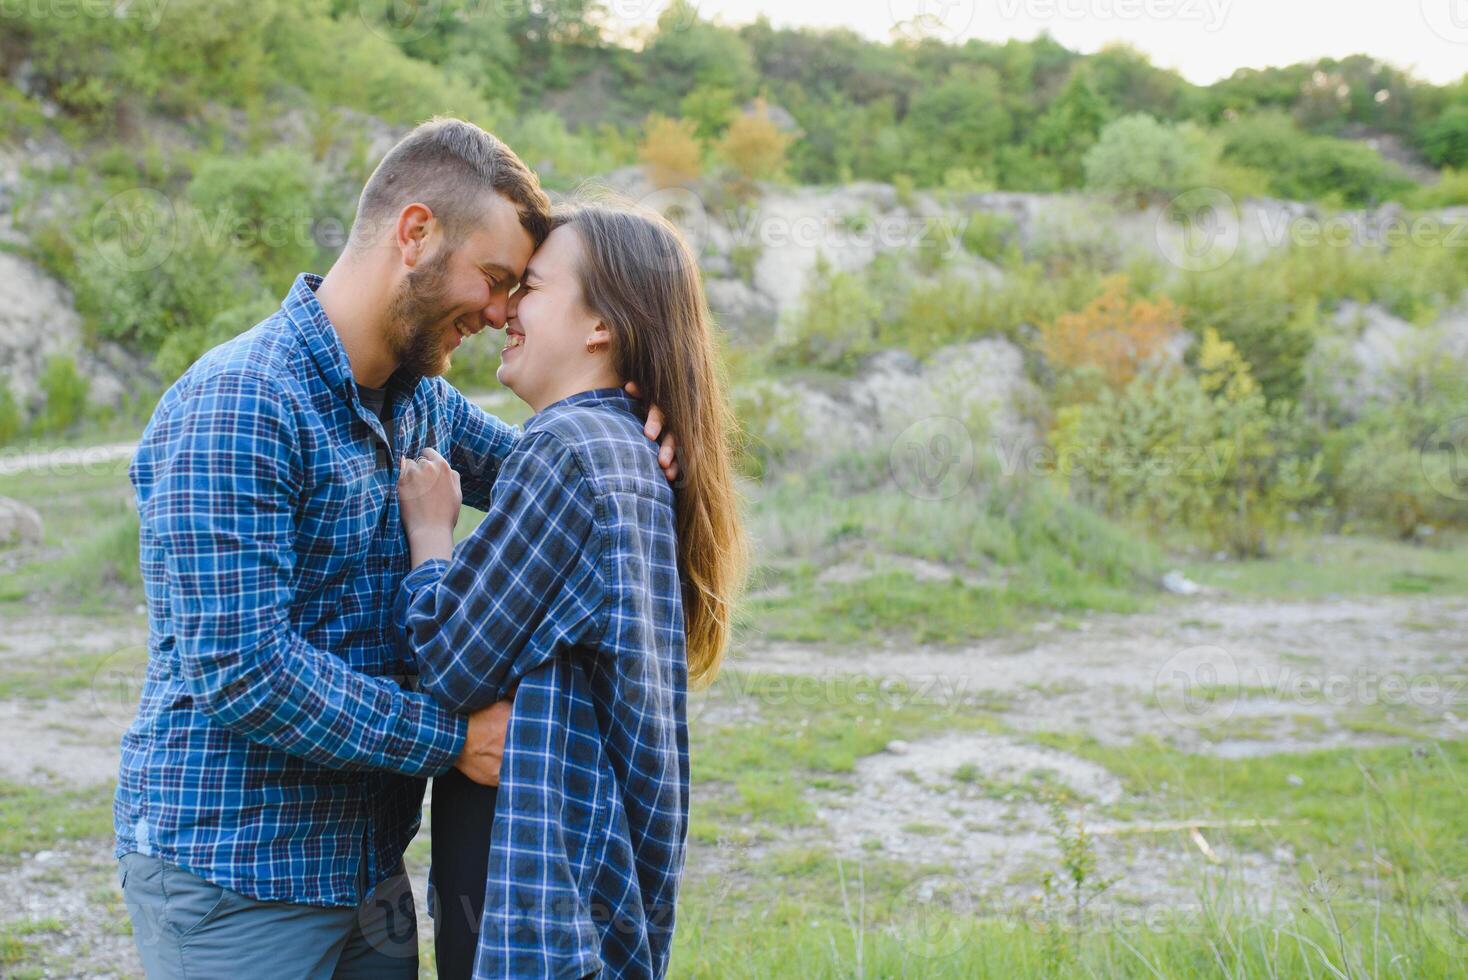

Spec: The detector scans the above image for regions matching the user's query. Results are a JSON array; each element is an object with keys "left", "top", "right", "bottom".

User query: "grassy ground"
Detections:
[
  {"left": 2, "top": 427, "right": 1466, "bottom": 977},
  {"left": 1182, "top": 533, "right": 1468, "bottom": 600},
  {"left": 671, "top": 674, "right": 1468, "bottom": 977}
]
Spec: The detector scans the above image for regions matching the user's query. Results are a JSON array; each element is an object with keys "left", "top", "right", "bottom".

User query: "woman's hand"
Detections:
[{"left": 399, "top": 447, "right": 461, "bottom": 566}]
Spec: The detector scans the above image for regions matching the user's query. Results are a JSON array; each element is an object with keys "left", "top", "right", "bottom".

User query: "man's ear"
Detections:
[{"left": 395, "top": 203, "right": 435, "bottom": 268}]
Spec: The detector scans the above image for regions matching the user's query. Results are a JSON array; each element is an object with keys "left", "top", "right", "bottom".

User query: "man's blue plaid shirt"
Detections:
[
  {"left": 114, "top": 274, "right": 518, "bottom": 905},
  {"left": 393, "top": 388, "right": 689, "bottom": 980}
]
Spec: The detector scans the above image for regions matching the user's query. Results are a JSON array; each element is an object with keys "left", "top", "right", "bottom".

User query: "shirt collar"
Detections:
[
  {"left": 281, "top": 273, "right": 423, "bottom": 402},
  {"left": 536, "top": 387, "right": 642, "bottom": 419}
]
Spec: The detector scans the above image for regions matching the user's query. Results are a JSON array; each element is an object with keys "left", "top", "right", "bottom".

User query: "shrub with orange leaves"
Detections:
[
  {"left": 1039, "top": 275, "right": 1182, "bottom": 392},
  {"left": 718, "top": 97, "right": 793, "bottom": 184},
  {"left": 638, "top": 113, "right": 703, "bottom": 189}
]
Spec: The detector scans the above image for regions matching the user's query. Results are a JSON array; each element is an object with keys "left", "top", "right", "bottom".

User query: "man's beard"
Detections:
[{"left": 384, "top": 248, "right": 457, "bottom": 379}]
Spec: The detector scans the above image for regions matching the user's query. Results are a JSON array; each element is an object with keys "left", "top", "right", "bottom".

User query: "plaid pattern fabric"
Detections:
[
  {"left": 394, "top": 388, "right": 688, "bottom": 979},
  {"left": 114, "top": 274, "right": 519, "bottom": 906}
]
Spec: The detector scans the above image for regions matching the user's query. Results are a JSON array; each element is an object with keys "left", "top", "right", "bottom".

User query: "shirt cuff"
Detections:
[
  {"left": 393, "top": 556, "right": 450, "bottom": 625},
  {"left": 389, "top": 691, "right": 467, "bottom": 777}
]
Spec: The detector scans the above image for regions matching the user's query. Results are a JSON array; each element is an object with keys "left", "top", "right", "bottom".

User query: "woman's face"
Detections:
[{"left": 497, "top": 225, "right": 613, "bottom": 411}]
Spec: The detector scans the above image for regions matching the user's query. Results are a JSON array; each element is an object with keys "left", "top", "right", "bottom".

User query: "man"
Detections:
[{"left": 114, "top": 117, "right": 678, "bottom": 978}]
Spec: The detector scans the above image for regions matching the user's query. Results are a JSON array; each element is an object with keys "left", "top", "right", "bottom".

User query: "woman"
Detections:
[{"left": 392, "top": 201, "right": 747, "bottom": 979}]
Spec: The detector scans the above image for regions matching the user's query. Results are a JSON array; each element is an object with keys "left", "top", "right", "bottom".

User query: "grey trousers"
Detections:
[{"left": 118, "top": 851, "right": 418, "bottom": 979}]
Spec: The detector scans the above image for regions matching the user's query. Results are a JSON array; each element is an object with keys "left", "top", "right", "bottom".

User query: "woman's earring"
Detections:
[{"left": 586, "top": 342, "right": 597, "bottom": 354}]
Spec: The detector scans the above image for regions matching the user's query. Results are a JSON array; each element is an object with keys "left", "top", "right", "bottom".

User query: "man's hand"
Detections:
[
  {"left": 623, "top": 380, "right": 679, "bottom": 483},
  {"left": 456, "top": 698, "right": 512, "bottom": 786},
  {"left": 398, "top": 447, "right": 461, "bottom": 566}
]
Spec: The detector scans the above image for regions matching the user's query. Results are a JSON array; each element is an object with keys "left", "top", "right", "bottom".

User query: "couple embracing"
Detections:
[{"left": 113, "top": 117, "right": 747, "bottom": 979}]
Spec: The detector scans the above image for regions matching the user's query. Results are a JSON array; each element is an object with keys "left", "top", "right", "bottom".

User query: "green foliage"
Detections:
[
  {"left": 35, "top": 356, "right": 89, "bottom": 435},
  {"left": 1028, "top": 73, "right": 1113, "bottom": 186},
  {"left": 186, "top": 148, "right": 324, "bottom": 291},
  {"left": 961, "top": 212, "right": 1018, "bottom": 260},
  {"left": 1053, "top": 333, "right": 1322, "bottom": 556},
  {"left": 1420, "top": 102, "right": 1468, "bottom": 169},
  {"left": 645, "top": 1, "right": 757, "bottom": 103},
  {"left": 1083, "top": 114, "right": 1208, "bottom": 205},
  {"left": 1409, "top": 168, "right": 1468, "bottom": 208},
  {"left": 1220, "top": 111, "right": 1412, "bottom": 205},
  {"left": 901, "top": 67, "right": 1011, "bottom": 185},
  {"left": 774, "top": 258, "right": 879, "bottom": 369},
  {"left": 0, "top": 386, "right": 22, "bottom": 447},
  {"left": 679, "top": 85, "right": 738, "bottom": 141}
]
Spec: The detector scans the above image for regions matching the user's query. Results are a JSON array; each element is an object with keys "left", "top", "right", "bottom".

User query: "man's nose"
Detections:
[{"left": 481, "top": 296, "right": 509, "bottom": 330}]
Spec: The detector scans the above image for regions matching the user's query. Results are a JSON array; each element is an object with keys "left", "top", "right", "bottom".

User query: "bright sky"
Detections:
[{"left": 610, "top": 0, "right": 1468, "bottom": 86}]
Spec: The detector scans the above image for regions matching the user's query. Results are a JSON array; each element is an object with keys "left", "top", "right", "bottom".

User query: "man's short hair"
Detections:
[{"left": 351, "top": 117, "right": 552, "bottom": 251}]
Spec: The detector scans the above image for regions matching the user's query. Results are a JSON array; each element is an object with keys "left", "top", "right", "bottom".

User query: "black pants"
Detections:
[{"left": 430, "top": 768, "right": 497, "bottom": 980}]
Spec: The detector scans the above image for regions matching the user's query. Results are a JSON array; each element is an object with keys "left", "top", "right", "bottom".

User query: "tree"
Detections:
[
  {"left": 1029, "top": 73, "right": 1112, "bottom": 186},
  {"left": 901, "top": 66, "right": 1011, "bottom": 185},
  {"left": 639, "top": 114, "right": 703, "bottom": 188},
  {"left": 718, "top": 98, "right": 794, "bottom": 185},
  {"left": 1083, "top": 113, "right": 1209, "bottom": 205},
  {"left": 1421, "top": 102, "right": 1468, "bottom": 169}
]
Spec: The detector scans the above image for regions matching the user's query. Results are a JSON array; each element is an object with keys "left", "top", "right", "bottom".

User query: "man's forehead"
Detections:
[{"left": 462, "top": 218, "right": 534, "bottom": 278}]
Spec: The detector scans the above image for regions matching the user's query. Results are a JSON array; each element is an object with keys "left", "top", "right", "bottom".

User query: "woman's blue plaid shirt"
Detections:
[{"left": 393, "top": 387, "right": 689, "bottom": 980}]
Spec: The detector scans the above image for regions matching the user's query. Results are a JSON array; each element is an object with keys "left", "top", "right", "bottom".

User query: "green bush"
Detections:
[
  {"left": 774, "top": 258, "right": 880, "bottom": 370},
  {"left": 961, "top": 212, "right": 1018, "bottom": 261},
  {"left": 1053, "top": 331, "right": 1321, "bottom": 556},
  {"left": 1220, "top": 112, "right": 1412, "bottom": 205},
  {"left": 36, "top": 356, "right": 90, "bottom": 435},
  {"left": 186, "top": 148, "right": 324, "bottom": 291},
  {"left": 1083, "top": 114, "right": 1208, "bottom": 205},
  {"left": 0, "top": 386, "right": 23, "bottom": 446}
]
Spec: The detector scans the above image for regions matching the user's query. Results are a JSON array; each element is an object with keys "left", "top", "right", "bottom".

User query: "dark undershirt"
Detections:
[{"left": 357, "top": 383, "right": 393, "bottom": 465}]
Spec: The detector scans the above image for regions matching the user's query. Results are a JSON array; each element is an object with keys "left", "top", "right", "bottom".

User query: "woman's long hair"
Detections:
[{"left": 552, "top": 201, "right": 748, "bottom": 688}]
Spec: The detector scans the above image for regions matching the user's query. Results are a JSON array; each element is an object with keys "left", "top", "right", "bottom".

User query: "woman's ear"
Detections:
[{"left": 586, "top": 321, "right": 614, "bottom": 353}]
